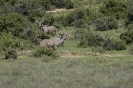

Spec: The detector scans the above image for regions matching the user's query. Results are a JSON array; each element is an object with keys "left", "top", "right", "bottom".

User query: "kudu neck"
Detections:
[{"left": 39, "top": 25, "right": 43, "bottom": 32}]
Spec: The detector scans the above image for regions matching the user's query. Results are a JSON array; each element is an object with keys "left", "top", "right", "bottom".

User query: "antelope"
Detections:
[
  {"left": 40, "top": 33, "right": 67, "bottom": 50},
  {"left": 36, "top": 19, "right": 57, "bottom": 36}
]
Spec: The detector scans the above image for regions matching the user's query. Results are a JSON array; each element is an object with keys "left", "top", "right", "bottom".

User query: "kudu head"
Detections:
[
  {"left": 35, "top": 19, "right": 44, "bottom": 31},
  {"left": 60, "top": 33, "right": 67, "bottom": 40}
]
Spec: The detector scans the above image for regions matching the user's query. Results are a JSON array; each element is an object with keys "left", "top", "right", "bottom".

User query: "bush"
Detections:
[
  {"left": 32, "top": 46, "right": 59, "bottom": 59},
  {"left": 103, "top": 38, "right": 126, "bottom": 50},
  {"left": 5, "top": 49, "right": 17, "bottom": 60},
  {"left": 127, "top": 23, "right": 133, "bottom": 30},
  {"left": 19, "top": 29, "right": 40, "bottom": 45},
  {"left": 0, "top": 32, "right": 36, "bottom": 53},
  {"left": 99, "top": 0, "right": 127, "bottom": 19},
  {"left": 0, "top": 12, "right": 31, "bottom": 37},
  {"left": 65, "top": 0, "right": 74, "bottom": 9},
  {"left": 125, "top": 1, "right": 133, "bottom": 26},
  {"left": 92, "top": 46, "right": 105, "bottom": 54},
  {"left": 128, "top": 44, "right": 133, "bottom": 55},
  {"left": 120, "top": 31, "right": 133, "bottom": 44},
  {"left": 43, "top": 13, "right": 55, "bottom": 26},
  {"left": 78, "top": 30, "right": 105, "bottom": 47},
  {"left": 28, "top": 10, "right": 45, "bottom": 22},
  {"left": 64, "top": 8, "right": 93, "bottom": 27},
  {"left": 94, "top": 17, "right": 118, "bottom": 31}
]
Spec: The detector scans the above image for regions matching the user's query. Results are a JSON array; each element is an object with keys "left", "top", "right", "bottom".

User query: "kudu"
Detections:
[
  {"left": 36, "top": 19, "right": 57, "bottom": 36},
  {"left": 40, "top": 33, "right": 67, "bottom": 50}
]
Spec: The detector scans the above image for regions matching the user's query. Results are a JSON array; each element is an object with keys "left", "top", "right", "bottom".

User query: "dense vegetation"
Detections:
[
  {"left": 1, "top": 0, "right": 133, "bottom": 88},
  {"left": 0, "top": 0, "right": 133, "bottom": 57}
]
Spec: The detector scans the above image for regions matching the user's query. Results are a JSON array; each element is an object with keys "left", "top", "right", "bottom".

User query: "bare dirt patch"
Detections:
[
  {"left": 59, "top": 51, "right": 126, "bottom": 58},
  {"left": 59, "top": 51, "right": 87, "bottom": 58},
  {"left": 46, "top": 8, "right": 74, "bottom": 13}
]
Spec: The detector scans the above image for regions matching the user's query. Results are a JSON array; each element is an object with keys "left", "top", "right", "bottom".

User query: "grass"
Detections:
[
  {"left": 0, "top": 2, "right": 133, "bottom": 87},
  {"left": 0, "top": 27, "right": 133, "bottom": 87},
  {"left": 0, "top": 55, "right": 133, "bottom": 88}
]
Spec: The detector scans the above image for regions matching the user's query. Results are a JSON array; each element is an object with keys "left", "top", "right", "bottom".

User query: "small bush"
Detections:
[
  {"left": 19, "top": 29, "right": 39, "bottom": 45},
  {"left": 63, "top": 8, "right": 93, "bottom": 27},
  {"left": 120, "top": 31, "right": 133, "bottom": 44},
  {"left": 65, "top": 0, "right": 74, "bottom": 9},
  {"left": 92, "top": 46, "right": 105, "bottom": 54},
  {"left": 127, "top": 23, "right": 133, "bottom": 30},
  {"left": 128, "top": 44, "right": 133, "bottom": 55},
  {"left": 94, "top": 17, "right": 118, "bottom": 31},
  {"left": 103, "top": 38, "right": 126, "bottom": 50},
  {"left": 32, "top": 46, "right": 59, "bottom": 59},
  {"left": 5, "top": 49, "right": 17, "bottom": 60},
  {"left": 28, "top": 10, "right": 45, "bottom": 22},
  {"left": 99, "top": 0, "right": 127, "bottom": 19},
  {"left": 0, "top": 12, "right": 31, "bottom": 37},
  {"left": 78, "top": 30, "right": 105, "bottom": 47}
]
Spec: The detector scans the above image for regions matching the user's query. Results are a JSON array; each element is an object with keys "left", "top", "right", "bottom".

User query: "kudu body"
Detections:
[
  {"left": 40, "top": 33, "right": 67, "bottom": 50},
  {"left": 36, "top": 19, "right": 57, "bottom": 36}
]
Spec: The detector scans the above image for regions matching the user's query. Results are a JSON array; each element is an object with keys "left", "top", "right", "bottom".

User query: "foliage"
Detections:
[
  {"left": 28, "top": 10, "right": 45, "bottom": 22},
  {"left": 65, "top": 0, "right": 74, "bottom": 9},
  {"left": 5, "top": 49, "right": 17, "bottom": 60},
  {"left": 94, "top": 17, "right": 118, "bottom": 31},
  {"left": 103, "top": 38, "right": 126, "bottom": 50},
  {"left": 0, "top": 32, "right": 36, "bottom": 54},
  {"left": 64, "top": 8, "right": 93, "bottom": 27},
  {"left": 0, "top": 12, "right": 30, "bottom": 37},
  {"left": 19, "top": 29, "right": 40, "bottom": 45},
  {"left": 78, "top": 30, "right": 105, "bottom": 47},
  {"left": 43, "top": 13, "right": 55, "bottom": 26},
  {"left": 0, "top": 0, "right": 74, "bottom": 15},
  {"left": 127, "top": 23, "right": 133, "bottom": 30},
  {"left": 99, "top": 0, "right": 127, "bottom": 19},
  {"left": 32, "top": 46, "right": 59, "bottom": 59},
  {"left": 37, "top": 0, "right": 74, "bottom": 10},
  {"left": 128, "top": 44, "right": 133, "bottom": 55},
  {"left": 120, "top": 31, "right": 133, "bottom": 44},
  {"left": 92, "top": 46, "right": 105, "bottom": 54},
  {"left": 125, "top": 1, "right": 133, "bottom": 26}
]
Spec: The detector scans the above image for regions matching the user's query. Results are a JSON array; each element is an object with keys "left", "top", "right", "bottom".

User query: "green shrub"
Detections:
[
  {"left": 78, "top": 38, "right": 88, "bottom": 48},
  {"left": 65, "top": 0, "right": 74, "bottom": 9},
  {"left": 20, "top": 29, "right": 40, "bottom": 45},
  {"left": 28, "top": 10, "right": 45, "bottom": 22},
  {"left": 127, "top": 23, "right": 133, "bottom": 30},
  {"left": 94, "top": 17, "right": 118, "bottom": 31},
  {"left": 99, "top": 0, "right": 127, "bottom": 19},
  {"left": 5, "top": 49, "right": 17, "bottom": 60},
  {"left": 43, "top": 13, "right": 55, "bottom": 26},
  {"left": 0, "top": 32, "right": 37, "bottom": 54},
  {"left": 120, "top": 31, "right": 133, "bottom": 44},
  {"left": 73, "top": 19, "right": 85, "bottom": 28},
  {"left": 125, "top": 1, "right": 133, "bottom": 26},
  {"left": 128, "top": 44, "right": 133, "bottom": 55},
  {"left": 32, "top": 46, "right": 59, "bottom": 59},
  {"left": 103, "top": 38, "right": 126, "bottom": 50},
  {"left": 64, "top": 8, "right": 93, "bottom": 27},
  {"left": 92, "top": 46, "right": 105, "bottom": 54},
  {"left": 78, "top": 30, "right": 105, "bottom": 47},
  {"left": 0, "top": 12, "right": 30, "bottom": 37},
  {"left": 53, "top": 22, "right": 63, "bottom": 29}
]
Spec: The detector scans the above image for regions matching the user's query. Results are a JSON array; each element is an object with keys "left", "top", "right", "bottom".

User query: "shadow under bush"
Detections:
[
  {"left": 5, "top": 49, "right": 17, "bottom": 60},
  {"left": 32, "top": 46, "right": 59, "bottom": 59},
  {"left": 120, "top": 31, "right": 133, "bottom": 45}
]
